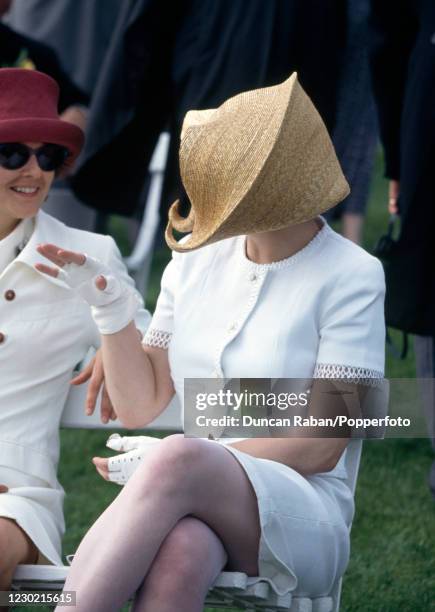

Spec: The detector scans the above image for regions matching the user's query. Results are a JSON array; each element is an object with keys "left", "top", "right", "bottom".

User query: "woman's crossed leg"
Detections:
[
  {"left": 59, "top": 435, "right": 261, "bottom": 611},
  {"left": 132, "top": 516, "right": 227, "bottom": 612}
]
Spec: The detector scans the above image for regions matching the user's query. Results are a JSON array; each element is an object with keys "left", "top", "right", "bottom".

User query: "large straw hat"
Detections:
[
  {"left": 0, "top": 68, "right": 84, "bottom": 168},
  {"left": 166, "top": 73, "right": 349, "bottom": 252}
]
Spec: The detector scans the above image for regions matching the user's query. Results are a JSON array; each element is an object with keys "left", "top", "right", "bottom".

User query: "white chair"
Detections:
[
  {"left": 122, "top": 132, "right": 170, "bottom": 297},
  {"left": 12, "top": 383, "right": 363, "bottom": 611}
]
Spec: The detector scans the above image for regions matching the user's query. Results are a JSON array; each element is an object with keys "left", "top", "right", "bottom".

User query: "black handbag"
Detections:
[
  {"left": 373, "top": 214, "right": 408, "bottom": 359},
  {"left": 373, "top": 213, "right": 400, "bottom": 261}
]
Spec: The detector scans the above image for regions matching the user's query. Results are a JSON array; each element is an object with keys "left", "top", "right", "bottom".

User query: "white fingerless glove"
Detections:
[
  {"left": 106, "top": 433, "right": 162, "bottom": 485},
  {"left": 58, "top": 255, "right": 141, "bottom": 334}
]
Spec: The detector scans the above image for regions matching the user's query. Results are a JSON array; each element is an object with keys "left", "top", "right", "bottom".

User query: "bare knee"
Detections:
[
  {"left": 151, "top": 435, "right": 208, "bottom": 477},
  {"left": 127, "top": 435, "right": 210, "bottom": 500},
  {"left": 143, "top": 517, "right": 227, "bottom": 599}
]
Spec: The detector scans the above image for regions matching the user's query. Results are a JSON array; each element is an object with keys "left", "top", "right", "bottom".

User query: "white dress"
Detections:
[
  {"left": 0, "top": 212, "right": 150, "bottom": 565},
  {"left": 143, "top": 218, "right": 385, "bottom": 597}
]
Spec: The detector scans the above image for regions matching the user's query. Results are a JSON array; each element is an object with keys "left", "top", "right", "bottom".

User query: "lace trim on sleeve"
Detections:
[
  {"left": 313, "top": 363, "right": 384, "bottom": 385},
  {"left": 143, "top": 328, "right": 172, "bottom": 349}
]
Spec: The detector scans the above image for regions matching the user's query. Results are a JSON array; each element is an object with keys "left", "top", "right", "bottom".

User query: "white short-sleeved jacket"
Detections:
[{"left": 145, "top": 217, "right": 385, "bottom": 439}]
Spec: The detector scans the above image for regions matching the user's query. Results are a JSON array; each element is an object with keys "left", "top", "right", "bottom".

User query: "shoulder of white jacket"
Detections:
[
  {"left": 37, "top": 211, "right": 113, "bottom": 255},
  {"left": 324, "top": 227, "right": 384, "bottom": 276}
]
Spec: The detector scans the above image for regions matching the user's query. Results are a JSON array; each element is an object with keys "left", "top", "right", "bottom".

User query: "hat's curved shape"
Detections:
[
  {"left": 0, "top": 68, "right": 84, "bottom": 168},
  {"left": 166, "top": 73, "right": 349, "bottom": 252}
]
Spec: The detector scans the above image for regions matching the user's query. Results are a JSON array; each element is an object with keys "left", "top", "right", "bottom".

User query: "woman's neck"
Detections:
[
  {"left": 245, "top": 218, "right": 323, "bottom": 264},
  {"left": 0, "top": 217, "right": 21, "bottom": 241}
]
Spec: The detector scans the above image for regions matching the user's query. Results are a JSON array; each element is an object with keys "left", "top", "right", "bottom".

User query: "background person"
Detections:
[
  {"left": 5, "top": 0, "right": 123, "bottom": 97},
  {"left": 325, "top": 0, "right": 379, "bottom": 245},
  {"left": 369, "top": 0, "right": 435, "bottom": 496},
  {"left": 0, "top": 1, "right": 88, "bottom": 113}
]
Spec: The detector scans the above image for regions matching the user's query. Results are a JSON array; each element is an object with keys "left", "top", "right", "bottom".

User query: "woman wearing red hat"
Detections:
[
  {"left": 0, "top": 68, "right": 149, "bottom": 594},
  {"left": 38, "top": 76, "right": 386, "bottom": 611}
]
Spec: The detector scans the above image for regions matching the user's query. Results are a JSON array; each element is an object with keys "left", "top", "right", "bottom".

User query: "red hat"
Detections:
[{"left": 0, "top": 68, "right": 84, "bottom": 168}]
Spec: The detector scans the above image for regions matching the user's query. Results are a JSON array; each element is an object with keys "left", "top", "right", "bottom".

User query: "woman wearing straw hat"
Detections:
[
  {"left": 38, "top": 74, "right": 385, "bottom": 611},
  {"left": 0, "top": 67, "right": 149, "bottom": 595}
]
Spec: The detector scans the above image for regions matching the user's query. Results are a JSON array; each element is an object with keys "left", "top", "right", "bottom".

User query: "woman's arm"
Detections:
[
  {"left": 35, "top": 243, "right": 175, "bottom": 428},
  {"left": 227, "top": 378, "right": 353, "bottom": 475},
  {"left": 100, "top": 322, "right": 174, "bottom": 428}
]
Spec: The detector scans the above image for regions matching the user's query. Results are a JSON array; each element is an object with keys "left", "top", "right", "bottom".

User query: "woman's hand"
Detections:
[
  {"left": 0, "top": 485, "right": 8, "bottom": 493},
  {"left": 35, "top": 244, "right": 110, "bottom": 297},
  {"left": 60, "top": 105, "right": 88, "bottom": 133},
  {"left": 92, "top": 457, "right": 110, "bottom": 481},
  {"left": 35, "top": 243, "right": 141, "bottom": 334},
  {"left": 93, "top": 434, "right": 162, "bottom": 485},
  {"left": 388, "top": 180, "right": 400, "bottom": 214},
  {"left": 70, "top": 349, "right": 117, "bottom": 424}
]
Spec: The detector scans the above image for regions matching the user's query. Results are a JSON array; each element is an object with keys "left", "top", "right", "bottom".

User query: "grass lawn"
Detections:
[{"left": 17, "top": 153, "right": 435, "bottom": 611}]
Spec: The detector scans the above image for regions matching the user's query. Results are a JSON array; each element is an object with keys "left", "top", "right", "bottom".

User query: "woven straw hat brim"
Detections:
[
  {"left": 166, "top": 73, "right": 349, "bottom": 252},
  {"left": 166, "top": 75, "right": 296, "bottom": 252}
]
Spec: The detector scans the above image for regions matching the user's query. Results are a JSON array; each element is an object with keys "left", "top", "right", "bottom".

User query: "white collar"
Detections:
[
  {"left": 13, "top": 211, "right": 72, "bottom": 288},
  {"left": 0, "top": 217, "right": 34, "bottom": 276},
  {"left": 239, "top": 216, "right": 330, "bottom": 271}
]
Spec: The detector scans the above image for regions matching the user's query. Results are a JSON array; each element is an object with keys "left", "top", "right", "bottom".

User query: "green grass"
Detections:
[
  {"left": 16, "top": 152, "right": 435, "bottom": 611},
  {"left": 345, "top": 438, "right": 435, "bottom": 612}
]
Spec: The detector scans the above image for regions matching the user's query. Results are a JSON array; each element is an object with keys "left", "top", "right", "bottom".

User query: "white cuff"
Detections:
[
  {"left": 143, "top": 328, "right": 172, "bottom": 349},
  {"left": 91, "top": 291, "right": 142, "bottom": 335}
]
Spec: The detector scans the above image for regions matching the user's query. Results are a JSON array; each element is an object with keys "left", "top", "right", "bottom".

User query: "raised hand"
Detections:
[
  {"left": 388, "top": 180, "right": 400, "bottom": 215},
  {"left": 35, "top": 244, "right": 141, "bottom": 334},
  {"left": 35, "top": 244, "right": 119, "bottom": 305}
]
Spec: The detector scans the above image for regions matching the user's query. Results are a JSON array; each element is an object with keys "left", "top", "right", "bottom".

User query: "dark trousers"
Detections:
[{"left": 414, "top": 335, "right": 435, "bottom": 451}]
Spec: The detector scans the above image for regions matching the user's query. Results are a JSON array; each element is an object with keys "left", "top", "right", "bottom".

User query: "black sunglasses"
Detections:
[{"left": 0, "top": 142, "right": 70, "bottom": 172}]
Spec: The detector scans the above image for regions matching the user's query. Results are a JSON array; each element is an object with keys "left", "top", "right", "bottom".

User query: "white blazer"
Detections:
[{"left": 0, "top": 210, "right": 151, "bottom": 487}]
